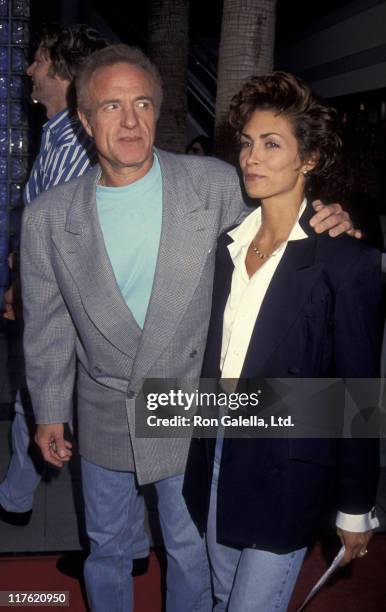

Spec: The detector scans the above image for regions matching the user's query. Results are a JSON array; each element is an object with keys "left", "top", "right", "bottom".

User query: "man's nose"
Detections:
[
  {"left": 121, "top": 106, "right": 139, "bottom": 128},
  {"left": 26, "top": 61, "right": 35, "bottom": 77}
]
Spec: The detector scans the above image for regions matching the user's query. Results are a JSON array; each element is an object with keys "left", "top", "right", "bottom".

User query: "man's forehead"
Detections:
[
  {"left": 90, "top": 62, "right": 154, "bottom": 92},
  {"left": 35, "top": 44, "right": 50, "bottom": 61}
]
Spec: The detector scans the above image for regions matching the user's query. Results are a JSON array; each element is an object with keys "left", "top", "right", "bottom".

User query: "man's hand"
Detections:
[
  {"left": 35, "top": 423, "right": 72, "bottom": 468},
  {"left": 336, "top": 527, "right": 373, "bottom": 565},
  {"left": 309, "top": 200, "right": 362, "bottom": 239}
]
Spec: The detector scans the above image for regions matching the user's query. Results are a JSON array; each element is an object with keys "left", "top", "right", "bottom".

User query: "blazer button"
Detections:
[
  {"left": 127, "top": 390, "right": 135, "bottom": 399},
  {"left": 189, "top": 350, "right": 198, "bottom": 358}
]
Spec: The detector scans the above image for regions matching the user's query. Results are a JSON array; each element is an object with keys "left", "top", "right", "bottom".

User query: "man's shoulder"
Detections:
[
  {"left": 156, "top": 149, "right": 239, "bottom": 184},
  {"left": 48, "top": 112, "right": 93, "bottom": 154},
  {"left": 57, "top": 124, "right": 94, "bottom": 152},
  {"left": 26, "top": 166, "right": 98, "bottom": 216}
]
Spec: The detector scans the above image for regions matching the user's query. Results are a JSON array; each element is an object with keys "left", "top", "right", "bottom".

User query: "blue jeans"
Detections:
[
  {"left": 0, "top": 394, "right": 41, "bottom": 512},
  {"left": 0, "top": 394, "right": 148, "bottom": 559},
  {"left": 207, "top": 437, "right": 307, "bottom": 612},
  {"left": 81, "top": 458, "right": 212, "bottom": 612}
]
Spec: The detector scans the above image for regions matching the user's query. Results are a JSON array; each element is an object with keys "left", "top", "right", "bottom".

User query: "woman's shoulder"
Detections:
[
  {"left": 315, "top": 232, "right": 381, "bottom": 284},
  {"left": 316, "top": 230, "right": 380, "bottom": 259}
]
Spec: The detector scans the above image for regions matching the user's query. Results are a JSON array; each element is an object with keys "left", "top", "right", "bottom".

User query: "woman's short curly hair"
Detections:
[{"left": 229, "top": 71, "right": 342, "bottom": 181}]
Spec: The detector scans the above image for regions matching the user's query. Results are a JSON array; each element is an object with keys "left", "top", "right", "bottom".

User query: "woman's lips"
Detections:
[{"left": 244, "top": 173, "right": 266, "bottom": 180}]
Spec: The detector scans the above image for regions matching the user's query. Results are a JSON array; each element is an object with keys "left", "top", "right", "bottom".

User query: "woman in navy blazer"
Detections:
[{"left": 183, "top": 73, "right": 381, "bottom": 611}]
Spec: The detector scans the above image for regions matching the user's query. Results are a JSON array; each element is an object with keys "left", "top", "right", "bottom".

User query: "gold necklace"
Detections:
[{"left": 250, "top": 239, "right": 276, "bottom": 259}]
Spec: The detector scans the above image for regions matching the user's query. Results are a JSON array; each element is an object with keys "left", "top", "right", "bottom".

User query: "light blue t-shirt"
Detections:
[{"left": 96, "top": 155, "right": 162, "bottom": 329}]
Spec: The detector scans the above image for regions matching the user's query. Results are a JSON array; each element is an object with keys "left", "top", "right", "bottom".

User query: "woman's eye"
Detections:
[
  {"left": 240, "top": 140, "right": 251, "bottom": 149},
  {"left": 265, "top": 141, "right": 280, "bottom": 149}
]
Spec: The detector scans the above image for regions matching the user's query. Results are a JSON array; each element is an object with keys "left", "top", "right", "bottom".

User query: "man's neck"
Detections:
[
  {"left": 44, "top": 84, "right": 69, "bottom": 119},
  {"left": 45, "top": 101, "right": 67, "bottom": 120},
  {"left": 99, "top": 155, "right": 154, "bottom": 188}
]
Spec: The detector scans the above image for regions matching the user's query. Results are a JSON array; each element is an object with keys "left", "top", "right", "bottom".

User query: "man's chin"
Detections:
[{"left": 117, "top": 152, "right": 153, "bottom": 169}]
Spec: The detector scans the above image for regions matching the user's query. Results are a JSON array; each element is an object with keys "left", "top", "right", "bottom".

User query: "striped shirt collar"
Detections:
[
  {"left": 24, "top": 107, "right": 96, "bottom": 206},
  {"left": 42, "top": 108, "right": 72, "bottom": 134}
]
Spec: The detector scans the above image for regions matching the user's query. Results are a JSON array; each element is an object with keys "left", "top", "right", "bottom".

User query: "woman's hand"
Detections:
[
  {"left": 336, "top": 527, "right": 373, "bottom": 565},
  {"left": 309, "top": 200, "right": 362, "bottom": 239}
]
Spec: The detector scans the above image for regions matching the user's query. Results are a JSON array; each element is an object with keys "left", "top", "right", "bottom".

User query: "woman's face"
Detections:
[{"left": 239, "top": 109, "right": 312, "bottom": 202}]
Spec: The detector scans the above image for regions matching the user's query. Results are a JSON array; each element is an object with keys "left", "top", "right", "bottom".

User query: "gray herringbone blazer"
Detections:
[{"left": 20, "top": 149, "right": 245, "bottom": 484}]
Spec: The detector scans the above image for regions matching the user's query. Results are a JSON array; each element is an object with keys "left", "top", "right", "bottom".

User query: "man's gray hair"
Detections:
[{"left": 76, "top": 44, "right": 163, "bottom": 117}]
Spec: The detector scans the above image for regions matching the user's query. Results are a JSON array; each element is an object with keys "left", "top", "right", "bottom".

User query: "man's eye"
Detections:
[
  {"left": 137, "top": 100, "right": 150, "bottom": 110},
  {"left": 104, "top": 103, "right": 118, "bottom": 111}
]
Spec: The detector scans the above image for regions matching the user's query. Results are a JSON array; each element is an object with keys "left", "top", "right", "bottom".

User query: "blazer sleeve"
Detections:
[
  {"left": 334, "top": 244, "right": 381, "bottom": 514},
  {"left": 20, "top": 207, "right": 76, "bottom": 424}
]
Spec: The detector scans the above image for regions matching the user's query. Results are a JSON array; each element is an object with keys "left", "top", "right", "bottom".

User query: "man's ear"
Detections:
[{"left": 78, "top": 109, "right": 93, "bottom": 138}]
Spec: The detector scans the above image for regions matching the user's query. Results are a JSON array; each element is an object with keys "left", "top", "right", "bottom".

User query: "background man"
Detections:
[
  {"left": 0, "top": 26, "right": 149, "bottom": 571},
  {"left": 21, "top": 44, "right": 354, "bottom": 612}
]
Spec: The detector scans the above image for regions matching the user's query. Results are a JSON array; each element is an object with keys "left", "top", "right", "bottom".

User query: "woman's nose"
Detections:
[{"left": 246, "top": 145, "right": 261, "bottom": 165}]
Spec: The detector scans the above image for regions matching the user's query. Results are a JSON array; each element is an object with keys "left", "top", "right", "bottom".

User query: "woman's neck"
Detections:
[
  {"left": 245, "top": 190, "right": 306, "bottom": 279},
  {"left": 258, "top": 192, "right": 305, "bottom": 248}
]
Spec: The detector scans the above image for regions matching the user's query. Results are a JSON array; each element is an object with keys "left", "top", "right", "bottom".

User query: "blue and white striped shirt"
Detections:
[{"left": 24, "top": 108, "right": 97, "bottom": 205}]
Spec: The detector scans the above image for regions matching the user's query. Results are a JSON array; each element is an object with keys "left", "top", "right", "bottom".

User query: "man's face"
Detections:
[
  {"left": 78, "top": 62, "right": 157, "bottom": 186},
  {"left": 26, "top": 45, "right": 59, "bottom": 107}
]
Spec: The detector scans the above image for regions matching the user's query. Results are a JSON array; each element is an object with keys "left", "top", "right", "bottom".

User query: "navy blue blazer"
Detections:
[{"left": 183, "top": 204, "right": 381, "bottom": 554}]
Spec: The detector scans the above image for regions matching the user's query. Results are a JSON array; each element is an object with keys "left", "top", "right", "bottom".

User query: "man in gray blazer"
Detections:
[{"left": 20, "top": 44, "right": 355, "bottom": 612}]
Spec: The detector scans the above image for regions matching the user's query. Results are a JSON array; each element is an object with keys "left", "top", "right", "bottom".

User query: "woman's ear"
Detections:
[{"left": 302, "top": 152, "right": 319, "bottom": 174}]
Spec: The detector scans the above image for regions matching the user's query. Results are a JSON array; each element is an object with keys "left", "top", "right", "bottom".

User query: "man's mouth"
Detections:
[{"left": 118, "top": 136, "right": 142, "bottom": 143}]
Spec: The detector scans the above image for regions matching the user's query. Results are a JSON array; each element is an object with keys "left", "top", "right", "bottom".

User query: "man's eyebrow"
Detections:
[
  {"left": 96, "top": 98, "right": 120, "bottom": 108},
  {"left": 134, "top": 95, "right": 154, "bottom": 104},
  {"left": 96, "top": 95, "right": 154, "bottom": 108}
]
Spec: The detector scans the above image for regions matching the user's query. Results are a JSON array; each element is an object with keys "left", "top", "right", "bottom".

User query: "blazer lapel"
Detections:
[
  {"left": 131, "top": 150, "right": 218, "bottom": 383},
  {"left": 51, "top": 165, "right": 141, "bottom": 358},
  {"left": 202, "top": 232, "right": 234, "bottom": 378},
  {"left": 241, "top": 229, "right": 323, "bottom": 378}
]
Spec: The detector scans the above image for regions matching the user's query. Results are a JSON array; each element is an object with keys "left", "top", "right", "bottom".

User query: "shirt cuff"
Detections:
[{"left": 336, "top": 507, "right": 379, "bottom": 532}]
